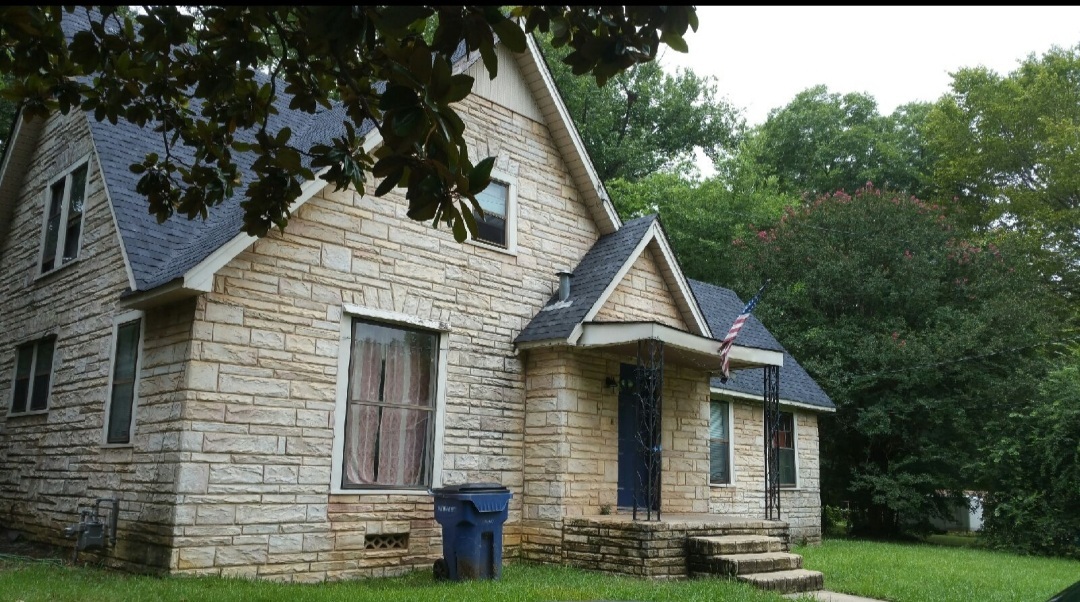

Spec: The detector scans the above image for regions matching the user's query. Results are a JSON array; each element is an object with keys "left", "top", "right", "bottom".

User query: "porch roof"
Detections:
[{"left": 522, "top": 320, "right": 784, "bottom": 372}]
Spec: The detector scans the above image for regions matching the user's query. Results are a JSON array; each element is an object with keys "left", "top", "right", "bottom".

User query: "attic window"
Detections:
[
  {"left": 40, "top": 162, "right": 89, "bottom": 274},
  {"left": 471, "top": 173, "right": 517, "bottom": 254}
]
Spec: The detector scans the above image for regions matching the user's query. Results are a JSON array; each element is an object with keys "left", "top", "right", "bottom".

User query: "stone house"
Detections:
[{"left": 0, "top": 20, "right": 834, "bottom": 581}]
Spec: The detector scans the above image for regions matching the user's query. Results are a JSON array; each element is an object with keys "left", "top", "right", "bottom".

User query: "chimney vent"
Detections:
[{"left": 556, "top": 270, "right": 573, "bottom": 302}]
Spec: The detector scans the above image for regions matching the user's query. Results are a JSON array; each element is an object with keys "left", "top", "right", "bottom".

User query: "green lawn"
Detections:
[
  {"left": 0, "top": 558, "right": 783, "bottom": 602},
  {"left": 795, "top": 538, "right": 1080, "bottom": 602}
]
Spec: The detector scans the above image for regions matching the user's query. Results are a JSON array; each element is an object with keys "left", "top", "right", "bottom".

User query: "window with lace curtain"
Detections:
[{"left": 340, "top": 319, "right": 438, "bottom": 489}]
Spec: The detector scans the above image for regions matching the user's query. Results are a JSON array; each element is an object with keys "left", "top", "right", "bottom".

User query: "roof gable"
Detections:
[{"left": 516, "top": 216, "right": 710, "bottom": 345}]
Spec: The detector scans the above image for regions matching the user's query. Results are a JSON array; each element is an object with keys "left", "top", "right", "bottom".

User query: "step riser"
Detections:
[
  {"left": 737, "top": 572, "right": 824, "bottom": 594},
  {"left": 688, "top": 539, "right": 783, "bottom": 556},
  {"left": 690, "top": 555, "right": 801, "bottom": 576}
]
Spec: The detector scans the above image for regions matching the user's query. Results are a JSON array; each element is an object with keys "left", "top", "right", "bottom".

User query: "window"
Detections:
[
  {"left": 41, "top": 162, "right": 88, "bottom": 274},
  {"left": 10, "top": 337, "right": 56, "bottom": 414},
  {"left": 340, "top": 318, "right": 438, "bottom": 489},
  {"left": 709, "top": 400, "right": 732, "bottom": 485},
  {"left": 104, "top": 316, "right": 142, "bottom": 445},
  {"left": 775, "top": 411, "right": 797, "bottom": 487},
  {"left": 474, "top": 179, "right": 510, "bottom": 247}
]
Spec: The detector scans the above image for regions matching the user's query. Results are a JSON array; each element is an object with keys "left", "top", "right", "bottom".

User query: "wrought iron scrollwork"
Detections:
[
  {"left": 633, "top": 338, "right": 663, "bottom": 521},
  {"left": 764, "top": 364, "right": 781, "bottom": 521}
]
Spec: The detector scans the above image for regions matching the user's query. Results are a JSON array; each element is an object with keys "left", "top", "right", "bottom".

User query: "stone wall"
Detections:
[
  {"left": 594, "top": 244, "right": 687, "bottom": 330},
  {"left": 165, "top": 65, "right": 605, "bottom": 580},
  {"left": 0, "top": 111, "right": 187, "bottom": 571},
  {"left": 520, "top": 346, "right": 712, "bottom": 561},
  {"left": 709, "top": 399, "right": 822, "bottom": 544}
]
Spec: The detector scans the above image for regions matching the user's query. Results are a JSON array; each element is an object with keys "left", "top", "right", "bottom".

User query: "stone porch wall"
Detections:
[
  {"left": 709, "top": 400, "right": 822, "bottom": 544},
  {"left": 165, "top": 78, "right": 603, "bottom": 581},
  {"left": 0, "top": 111, "right": 188, "bottom": 571},
  {"left": 594, "top": 245, "right": 687, "bottom": 330},
  {"left": 521, "top": 346, "right": 712, "bottom": 562}
]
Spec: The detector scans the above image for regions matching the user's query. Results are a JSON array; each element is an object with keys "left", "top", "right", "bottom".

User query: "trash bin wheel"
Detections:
[{"left": 433, "top": 558, "right": 449, "bottom": 581}]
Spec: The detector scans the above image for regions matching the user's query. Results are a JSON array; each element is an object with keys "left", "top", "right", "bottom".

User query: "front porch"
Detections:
[
  {"left": 560, "top": 512, "right": 825, "bottom": 592},
  {"left": 562, "top": 513, "right": 789, "bottom": 579}
]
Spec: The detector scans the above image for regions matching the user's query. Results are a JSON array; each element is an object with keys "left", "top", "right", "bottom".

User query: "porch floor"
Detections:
[{"left": 562, "top": 513, "right": 789, "bottom": 579}]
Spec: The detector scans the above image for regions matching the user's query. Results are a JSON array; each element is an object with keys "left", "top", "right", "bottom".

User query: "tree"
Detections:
[
  {"left": 0, "top": 73, "right": 15, "bottom": 151},
  {"left": 0, "top": 6, "right": 697, "bottom": 239},
  {"left": 981, "top": 355, "right": 1080, "bottom": 558},
  {"left": 538, "top": 34, "right": 741, "bottom": 182},
  {"left": 726, "top": 185, "right": 1062, "bottom": 537},
  {"left": 607, "top": 167, "right": 792, "bottom": 285},
  {"left": 926, "top": 45, "right": 1080, "bottom": 298},
  {"left": 747, "top": 86, "right": 935, "bottom": 200}
]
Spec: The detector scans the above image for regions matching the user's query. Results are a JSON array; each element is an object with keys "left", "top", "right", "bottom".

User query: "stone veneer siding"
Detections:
[
  {"left": 594, "top": 245, "right": 687, "bottom": 330},
  {"left": 166, "top": 85, "right": 606, "bottom": 580},
  {"left": 0, "top": 111, "right": 189, "bottom": 571},
  {"left": 709, "top": 400, "right": 822, "bottom": 544}
]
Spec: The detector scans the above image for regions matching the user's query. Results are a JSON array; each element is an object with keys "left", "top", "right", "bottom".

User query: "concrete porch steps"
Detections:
[{"left": 688, "top": 535, "right": 824, "bottom": 595}]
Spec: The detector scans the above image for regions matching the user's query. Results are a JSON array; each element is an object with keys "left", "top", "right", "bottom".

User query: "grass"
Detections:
[
  {"left": 0, "top": 557, "right": 787, "bottom": 602},
  {"left": 923, "top": 532, "right": 984, "bottom": 548},
  {"left": 795, "top": 538, "right": 1080, "bottom": 602}
]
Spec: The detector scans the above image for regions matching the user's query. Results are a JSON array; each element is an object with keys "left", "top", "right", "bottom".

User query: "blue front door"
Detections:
[{"left": 617, "top": 363, "right": 649, "bottom": 508}]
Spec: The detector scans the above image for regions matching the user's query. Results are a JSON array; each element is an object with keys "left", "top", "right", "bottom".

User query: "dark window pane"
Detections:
[
  {"left": 779, "top": 448, "right": 797, "bottom": 486},
  {"left": 107, "top": 320, "right": 141, "bottom": 444},
  {"left": 710, "top": 441, "right": 729, "bottom": 484},
  {"left": 42, "top": 180, "right": 65, "bottom": 273},
  {"left": 29, "top": 339, "right": 54, "bottom": 411},
  {"left": 62, "top": 166, "right": 87, "bottom": 263},
  {"left": 11, "top": 345, "right": 33, "bottom": 413},
  {"left": 107, "top": 383, "right": 135, "bottom": 444}
]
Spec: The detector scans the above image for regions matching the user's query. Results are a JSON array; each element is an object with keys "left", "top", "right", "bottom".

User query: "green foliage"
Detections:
[
  {"left": 537, "top": 34, "right": 741, "bottom": 181},
  {"left": 747, "top": 85, "right": 935, "bottom": 199},
  {"left": 607, "top": 170, "right": 792, "bottom": 285},
  {"left": 926, "top": 45, "right": 1080, "bottom": 297},
  {"left": 796, "top": 538, "right": 1080, "bottom": 602},
  {"left": 727, "top": 185, "right": 1062, "bottom": 537},
  {"left": 0, "top": 6, "right": 697, "bottom": 238},
  {"left": 981, "top": 357, "right": 1080, "bottom": 558},
  {"left": 0, "top": 73, "right": 15, "bottom": 152}
]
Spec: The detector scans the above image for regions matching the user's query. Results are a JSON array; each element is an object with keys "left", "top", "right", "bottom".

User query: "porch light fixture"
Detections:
[{"left": 603, "top": 376, "right": 619, "bottom": 392}]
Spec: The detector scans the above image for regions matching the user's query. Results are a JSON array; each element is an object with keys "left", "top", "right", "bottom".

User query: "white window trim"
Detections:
[
  {"left": 36, "top": 155, "right": 92, "bottom": 277},
  {"left": 101, "top": 310, "right": 145, "bottom": 448},
  {"left": 7, "top": 336, "right": 57, "bottom": 417},
  {"left": 709, "top": 399, "right": 737, "bottom": 488},
  {"left": 330, "top": 305, "right": 450, "bottom": 495},
  {"left": 467, "top": 168, "right": 518, "bottom": 256}
]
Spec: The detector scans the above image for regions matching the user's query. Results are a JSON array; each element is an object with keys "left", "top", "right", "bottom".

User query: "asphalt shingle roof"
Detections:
[
  {"left": 61, "top": 9, "right": 470, "bottom": 292},
  {"left": 689, "top": 280, "right": 835, "bottom": 410},
  {"left": 515, "top": 215, "right": 656, "bottom": 343}
]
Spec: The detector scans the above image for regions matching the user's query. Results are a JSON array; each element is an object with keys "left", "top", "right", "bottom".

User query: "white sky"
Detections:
[{"left": 660, "top": 6, "right": 1080, "bottom": 126}]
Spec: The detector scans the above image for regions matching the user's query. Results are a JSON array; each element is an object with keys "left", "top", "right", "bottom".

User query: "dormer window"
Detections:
[{"left": 41, "top": 163, "right": 88, "bottom": 274}]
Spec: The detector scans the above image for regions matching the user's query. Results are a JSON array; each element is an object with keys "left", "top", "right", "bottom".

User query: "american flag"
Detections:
[{"left": 719, "top": 281, "right": 770, "bottom": 381}]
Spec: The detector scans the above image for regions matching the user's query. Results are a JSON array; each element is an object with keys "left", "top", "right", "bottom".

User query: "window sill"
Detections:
[
  {"left": 467, "top": 239, "right": 518, "bottom": 257},
  {"left": 33, "top": 257, "right": 82, "bottom": 284},
  {"left": 709, "top": 483, "right": 736, "bottom": 489},
  {"left": 6, "top": 409, "right": 49, "bottom": 418},
  {"left": 100, "top": 442, "right": 134, "bottom": 449},
  {"left": 330, "top": 488, "right": 432, "bottom": 496}
]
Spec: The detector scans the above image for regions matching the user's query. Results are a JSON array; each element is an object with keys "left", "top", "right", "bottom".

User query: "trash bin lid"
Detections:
[{"left": 433, "top": 482, "right": 509, "bottom": 493}]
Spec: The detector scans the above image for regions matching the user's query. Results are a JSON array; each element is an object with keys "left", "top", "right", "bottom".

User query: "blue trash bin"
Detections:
[{"left": 432, "top": 483, "right": 512, "bottom": 581}]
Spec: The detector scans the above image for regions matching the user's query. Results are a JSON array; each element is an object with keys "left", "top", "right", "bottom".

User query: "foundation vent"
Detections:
[{"left": 365, "top": 532, "right": 409, "bottom": 551}]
